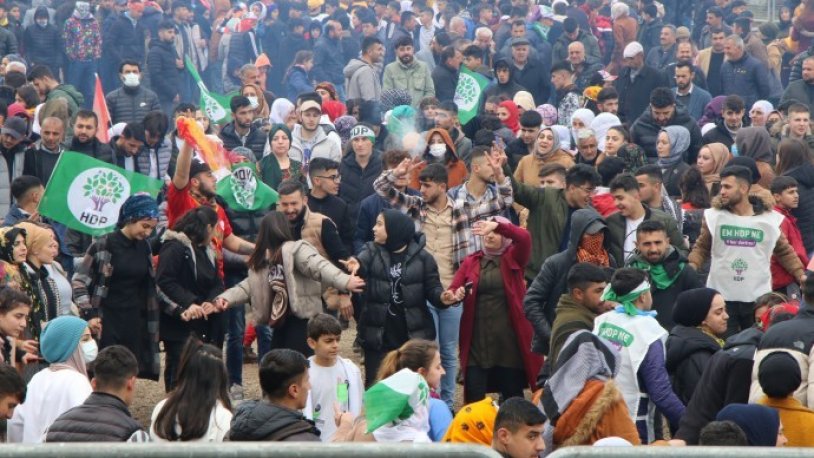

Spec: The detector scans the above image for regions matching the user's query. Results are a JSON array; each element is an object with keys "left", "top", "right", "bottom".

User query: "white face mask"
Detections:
[
  {"left": 247, "top": 96, "right": 259, "bottom": 109},
  {"left": 122, "top": 73, "right": 140, "bottom": 87},
  {"left": 428, "top": 143, "right": 446, "bottom": 157},
  {"left": 81, "top": 339, "right": 98, "bottom": 363},
  {"left": 36, "top": 18, "right": 48, "bottom": 27}
]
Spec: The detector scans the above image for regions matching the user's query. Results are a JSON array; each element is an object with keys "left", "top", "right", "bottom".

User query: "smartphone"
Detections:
[{"left": 464, "top": 281, "right": 474, "bottom": 295}]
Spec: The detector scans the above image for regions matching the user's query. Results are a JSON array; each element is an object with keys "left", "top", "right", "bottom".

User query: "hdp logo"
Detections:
[{"left": 68, "top": 168, "right": 131, "bottom": 229}]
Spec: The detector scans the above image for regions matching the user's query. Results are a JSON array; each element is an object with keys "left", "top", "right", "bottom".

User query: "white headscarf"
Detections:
[
  {"left": 269, "top": 98, "right": 295, "bottom": 124},
  {"left": 570, "top": 109, "right": 596, "bottom": 144},
  {"left": 591, "top": 113, "right": 622, "bottom": 152}
]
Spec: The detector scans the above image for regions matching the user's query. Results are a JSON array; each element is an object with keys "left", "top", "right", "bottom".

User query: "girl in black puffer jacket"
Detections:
[{"left": 354, "top": 209, "right": 455, "bottom": 387}]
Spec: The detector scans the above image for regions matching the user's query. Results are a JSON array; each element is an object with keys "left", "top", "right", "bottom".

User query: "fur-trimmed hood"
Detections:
[
  {"left": 553, "top": 379, "right": 631, "bottom": 447},
  {"left": 710, "top": 185, "right": 774, "bottom": 213}
]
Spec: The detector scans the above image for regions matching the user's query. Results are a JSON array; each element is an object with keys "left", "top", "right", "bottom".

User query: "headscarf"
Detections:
[
  {"left": 672, "top": 288, "right": 719, "bottom": 327},
  {"left": 269, "top": 98, "right": 294, "bottom": 124},
  {"left": 735, "top": 126, "right": 774, "bottom": 164},
  {"left": 535, "top": 127, "right": 561, "bottom": 161},
  {"left": 750, "top": 100, "right": 774, "bottom": 121},
  {"left": 726, "top": 156, "right": 761, "bottom": 184},
  {"left": 442, "top": 397, "right": 498, "bottom": 445},
  {"left": 550, "top": 125, "right": 572, "bottom": 152},
  {"left": 14, "top": 222, "right": 51, "bottom": 259},
  {"left": 424, "top": 128, "right": 457, "bottom": 161},
  {"left": 269, "top": 123, "right": 292, "bottom": 146},
  {"left": 241, "top": 83, "right": 269, "bottom": 119},
  {"left": 40, "top": 315, "right": 89, "bottom": 377},
  {"left": 117, "top": 193, "right": 158, "bottom": 227},
  {"left": 380, "top": 89, "right": 412, "bottom": 112},
  {"left": 536, "top": 104, "right": 558, "bottom": 126},
  {"left": 334, "top": 115, "right": 357, "bottom": 145},
  {"left": 73, "top": 1, "right": 91, "bottom": 19},
  {"left": 657, "top": 125, "right": 691, "bottom": 168},
  {"left": 388, "top": 105, "right": 417, "bottom": 139},
  {"left": 700, "top": 143, "right": 731, "bottom": 190},
  {"left": 481, "top": 216, "right": 513, "bottom": 257},
  {"left": 715, "top": 404, "right": 780, "bottom": 446},
  {"left": 542, "top": 330, "right": 619, "bottom": 423},
  {"left": 601, "top": 280, "right": 654, "bottom": 317},
  {"left": 381, "top": 209, "right": 415, "bottom": 252},
  {"left": 0, "top": 227, "right": 25, "bottom": 264},
  {"left": 513, "top": 91, "right": 535, "bottom": 112},
  {"left": 322, "top": 100, "right": 347, "bottom": 122},
  {"left": 698, "top": 96, "right": 726, "bottom": 127},
  {"left": 591, "top": 113, "right": 621, "bottom": 152},
  {"left": 498, "top": 101, "right": 520, "bottom": 134},
  {"left": 575, "top": 212, "right": 610, "bottom": 267},
  {"left": 570, "top": 109, "right": 595, "bottom": 142},
  {"left": 315, "top": 81, "right": 338, "bottom": 101}
]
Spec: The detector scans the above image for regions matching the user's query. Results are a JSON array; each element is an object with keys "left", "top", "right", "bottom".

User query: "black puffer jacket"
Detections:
[
  {"left": 105, "top": 86, "right": 161, "bottom": 125},
  {"left": 666, "top": 325, "right": 722, "bottom": 405},
  {"left": 630, "top": 106, "right": 704, "bottom": 163},
  {"left": 22, "top": 19, "right": 61, "bottom": 68},
  {"left": 339, "top": 150, "right": 383, "bottom": 224},
  {"left": 700, "top": 118, "right": 736, "bottom": 150},
  {"left": 227, "top": 400, "right": 320, "bottom": 442},
  {"left": 785, "top": 163, "right": 814, "bottom": 255},
  {"left": 355, "top": 233, "right": 444, "bottom": 351},
  {"left": 44, "top": 393, "right": 144, "bottom": 442},
  {"left": 102, "top": 13, "right": 146, "bottom": 66},
  {"left": 615, "top": 65, "right": 670, "bottom": 124},
  {"left": 523, "top": 208, "right": 617, "bottom": 354},
  {"left": 218, "top": 122, "right": 267, "bottom": 162},
  {"left": 146, "top": 38, "right": 180, "bottom": 100}
]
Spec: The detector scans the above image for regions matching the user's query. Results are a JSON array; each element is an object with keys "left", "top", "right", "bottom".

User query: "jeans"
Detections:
[
  {"left": 66, "top": 59, "right": 97, "bottom": 109},
  {"left": 429, "top": 303, "right": 462, "bottom": 409},
  {"left": 226, "top": 305, "right": 272, "bottom": 386}
]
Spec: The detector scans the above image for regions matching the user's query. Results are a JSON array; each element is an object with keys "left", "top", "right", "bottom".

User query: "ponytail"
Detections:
[{"left": 375, "top": 339, "right": 439, "bottom": 382}]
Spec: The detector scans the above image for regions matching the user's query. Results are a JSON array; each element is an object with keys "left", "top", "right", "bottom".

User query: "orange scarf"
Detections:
[{"left": 576, "top": 232, "right": 610, "bottom": 267}]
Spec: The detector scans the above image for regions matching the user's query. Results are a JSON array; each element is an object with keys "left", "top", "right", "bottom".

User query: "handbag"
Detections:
[{"left": 267, "top": 272, "right": 290, "bottom": 328}]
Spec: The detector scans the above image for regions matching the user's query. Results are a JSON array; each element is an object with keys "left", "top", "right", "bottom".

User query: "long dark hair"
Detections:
[
  {"left": 775, "top": 138, "right": 809, "bottom": 176},
  {"left": 153, "top": 337, "right": 231, "bottom": 441},
  {"left": 247, "top": 211, "right": 294, "bottom": 271},
  {"left": 681, "top": 166, "right": 711, "bottom": 209},
  {"left": 172, "top": 206, "right": 218, "bottom": 246}
]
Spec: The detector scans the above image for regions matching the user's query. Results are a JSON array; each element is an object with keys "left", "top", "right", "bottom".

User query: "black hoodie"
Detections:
[
  {"left": 483, "top": 60, "right": 527, "bottom": 102},
  {"left": 630, "top": 105, "right": 704, "bottom": 163},
  {"left": 227, "top": 400, "right": 320, "bottom": 442},
  {"left": 785, "top": 162, "right": 814, "bottom": 254}
]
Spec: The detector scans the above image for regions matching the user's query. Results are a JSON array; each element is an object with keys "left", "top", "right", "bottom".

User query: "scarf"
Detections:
[
  {"left": 576, "top": 232, "right": 609, "bottom": 267},
  {"left": 536, "top": 104, "right": 558, "bottom": 126},
  {"left": 735, "top": 126, "right": 774, "bottom": 164},
  {"left": 513, "top": 91, "right": 536, "bottom": 112},
  {"left": 269, "top": 98, "right": 294, "bottom": 124},
  {"left": 601, "top": 280, "right": 656, "bottom": 317},
  {"left": 628, "top": 249, "right": 684, "bottom": 290},
  {"left": 50, "top": 346, "right": 88, "bottom": 378},
  {"left": 498, "top": 100, "right": 520, "bottom": 134},
  {"left": 0, "top": 227, "right": 25, "bottom": 264},
  {"left": 550, "top": 125, "right": 572, "bottom": 152},
  {"left": 701, "top": 142, "right": 731, "bottom": 191},
  {"left": 570, "top": 108, "right": 595, "bottom": 142},
  {"left": 657, "top": 125, "right": 690, "bottom": 168},
  {"left": 590, "top": 113, "right": 621, "bottom": 152},
  {"left": 441, "top": 397, "right": 498, "bottom": 444},
  {"left": 481, "top": 216, "right": 513, "bottom": 257},
  {"left": 73, "top": 1, "right": 91, "bottom": 19},
  {"left": 534, "top": 127, "right": 561, "bottom": 161}
]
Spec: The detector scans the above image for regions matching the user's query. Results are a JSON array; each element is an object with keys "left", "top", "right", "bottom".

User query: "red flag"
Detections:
[{"left": 93, "top": 74, "right": 111, "bottom": 143}]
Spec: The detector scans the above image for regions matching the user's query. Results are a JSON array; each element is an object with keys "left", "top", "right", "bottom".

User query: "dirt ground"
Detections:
[{"left": 129, "top": 322, "right": 467, "bottom": 427}]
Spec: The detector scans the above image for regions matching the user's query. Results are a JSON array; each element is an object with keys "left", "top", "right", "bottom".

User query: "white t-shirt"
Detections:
[
  {"left": 305, "top": 358, "right": 364, "bottom": 442},
  {"left": 150, "top": 399, "right": 232, "bottom": 442},
  {"left": 623, "top": 215, "right": 645, "bottom": 261}
]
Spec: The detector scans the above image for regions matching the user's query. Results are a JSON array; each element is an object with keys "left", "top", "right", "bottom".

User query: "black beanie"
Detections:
[
  {"left": 672, "top": 288, "right": 719, "bottom": 327},
  {"left": 759, "top": 352, "right": 802, "bottom": 398},
  {"left": 381, "top": 209, "right": 415, "bottom": 252}
]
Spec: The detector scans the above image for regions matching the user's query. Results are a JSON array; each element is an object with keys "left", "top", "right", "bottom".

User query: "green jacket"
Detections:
[
  {"left": 549, "top": 293, "right": 599, "bottom": 365},
  {"left": 382, "top": 60, "right": 435, "bottom": 108},
  {"left": 510, "top": 173, "right": 571, "bottom": 279},
  {"left": 605, "top": 204, "right": 687, "bottom": 265},
  {"left": 45, "top": 84, "right": 84, "bottom": 138}
]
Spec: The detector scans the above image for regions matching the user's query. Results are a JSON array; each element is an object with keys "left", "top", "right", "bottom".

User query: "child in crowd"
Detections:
[
  {"left": 770, "top": 176, "right": 808, "bottom": 299},
  {"left": 303, "top": 313, "right": 363, "bottom": 442}
]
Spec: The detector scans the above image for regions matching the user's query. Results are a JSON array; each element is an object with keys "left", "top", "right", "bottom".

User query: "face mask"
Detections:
[
  {"left": 247, "top": 96, "right": 259, "bottom": 109},
  {"left": 36, "top": 18, "right": 48, "bottom": 27},
  {"left": 81, "top": 339, "right": 98, "bottom": 363},
  {"left": 428, "top": 143, "right": 446, "bottom": 157},
  {"left": 122, "top": 73, "right": 140, "bottom": 87}
]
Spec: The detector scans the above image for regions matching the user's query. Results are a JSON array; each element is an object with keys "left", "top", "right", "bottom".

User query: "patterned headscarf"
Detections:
[
  {"left": 335, "top": 115, "right": 357, "bottom": 146},
  {"left": 0, "top": 227, "right": 25, "bottom": 264},
  {"left": 536, "top": 104, "right": 558, "bottom": 126},
  {"left": 380, "top": 89, "right": 412, "bottom": 112},
  {"left": 117, "top": 193, "right": 158, "bottom": 228},
  {"left": 442, "top": 397, "right": 498, "bottom": 445}
]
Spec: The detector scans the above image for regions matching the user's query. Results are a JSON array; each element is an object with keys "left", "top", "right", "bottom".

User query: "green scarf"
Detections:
[
  {"left": 629, "top": 257, "right": 685, "bottom": 290},
  {"left": 601, "top": 282, "right": 656, "bottom": 317}
]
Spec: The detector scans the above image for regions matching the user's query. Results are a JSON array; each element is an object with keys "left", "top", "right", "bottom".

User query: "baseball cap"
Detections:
[
  {"left": 1, "top": 116, "right": 27, "bottom": 140},
  {"left": 300, "top": 100, "right": 322, "bottom": 113},
  {"left": 623, "top": 42, "right": 644, "bottom": 58},
  {"left": 511, "top": 37, "right": 530, "bottom": 47}
]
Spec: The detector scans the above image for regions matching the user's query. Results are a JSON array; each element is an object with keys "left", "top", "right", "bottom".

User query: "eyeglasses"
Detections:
[{"left": 315, "top": 174, "right": 341, "bottom": 183}]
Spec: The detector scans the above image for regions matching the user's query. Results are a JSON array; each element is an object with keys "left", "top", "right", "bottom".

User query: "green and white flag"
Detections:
[
  {"left": 363, "top": 368, "right": 430, "bottom": 435},
  {"left": 216, "top": 162, "right": 279, "bottom": 212},
  {"left": 186, "top": 56, "right": 233, "bottom": 125},
  {"left": 39, "top": 151, "right": 163, "bottom": 236},
  {"left": 453, "top": 66, "right": 490, "bottom": 125}
]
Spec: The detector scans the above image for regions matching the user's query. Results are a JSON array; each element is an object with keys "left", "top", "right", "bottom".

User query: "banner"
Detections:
[
  {"left": 39, "top": 152, "right": 163, "bottom": 236},
  {"left": 185, "top": 56, "right": 233, "bottom": 125},
  {"left": 216, "top": 162, "right": 279, "bottom": 212},
  {"left": 453, "top": 66, "right": 490, "bottom": 125},
  {"left": 93, "top": 74, "right": 111, "bottom": 143}
]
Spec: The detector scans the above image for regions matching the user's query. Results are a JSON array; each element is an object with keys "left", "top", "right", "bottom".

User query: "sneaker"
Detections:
[
  {"left": 229, "top": 384, "right": 244, "bottom": 402},
  {"left": 243, "top": 345, "right": 258, "bottom": 363}
]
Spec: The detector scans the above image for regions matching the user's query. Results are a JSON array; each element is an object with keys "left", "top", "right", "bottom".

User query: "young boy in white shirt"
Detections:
[{"left": 303, "top": 313, "right": 364, "bottom": 441}]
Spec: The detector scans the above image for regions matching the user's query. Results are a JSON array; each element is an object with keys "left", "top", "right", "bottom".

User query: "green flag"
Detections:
[
  {"left": 453, "top": 66, "right": 490, "bottom": 125},
  {"left": 216, "top": 162, "right": 279, "bottom": 212},
  {"left": 186, "top": 56, "right": 233, "bottom": 125},
  {"left": 39, "top": 151, "right": 163, "bottom": 236}
]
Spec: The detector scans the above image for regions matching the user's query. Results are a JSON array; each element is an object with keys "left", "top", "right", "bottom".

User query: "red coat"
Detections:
[
  {"left": 448, "top": 222, "right": 543, "bottom": 390},
  {"left": 772, "top": 206, "right": 809, "bottom": 290}
]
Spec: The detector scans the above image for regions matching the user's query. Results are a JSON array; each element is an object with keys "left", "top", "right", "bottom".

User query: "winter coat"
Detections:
[
  {"left": 22, "top": 22, "right": 61, "bottom": 68},
  {"left": 219, "top": 122, "right": 267, "bottom": 162},
  {"left": 756, "top": 396, "right": 814, "bottom": 447},
  {"left": 552, "top": 29, "right": 601, "bottom": 64},
  {"left": 550, "top": 380, "right": 641, "bottom": 448},
  {"left": 511, "top": 57, "right": 550, "bottom": 108},
  {"left": 701, "top": 119, "right": 736, "bottom": 150},
  {"left": 146, "top": 39, "right": 180, "bottom": 101},
  {"left": 155, "top": 231, "right": 224, "bottom": 343},
  {"left": 0, "top": 26, "right": 16, "bottom": 57},
  {"left": 70, "top": 137, "right": 115, "bottom": 163},
  {"left": 450, "top": 222, "right": 542, "bottom": 390},
  {"left": 355, "top": 234, "right": 444, "bottom": 352},
  {"left": 661, "top": 161, "right": 690, "bottom": 198},
  {"left": 785, "top": 163, "right": 814, "bottom": 254},
  {"left": 102, "top": 14, "right": 146, "bottom": 66},
  {"left": 63, "top": 15, "right": 101, "bottom": 62},
  {"left": 226, "top": 30, "right": 260, "bottom": 85},
  {"left": 606, "top": 205, "right": 687, "bottom": 265},
  {"left": 629, "top": 106, "right": 703, "bottom": 163},
  {"left": 771, "top": 206, "right": 809, "bottom": 290},
  {"left": 780, "top": 79, "right": 814, "bottom": 114},
  {"left": 227, "top": 401, "right": 320, "bottom": 442},
  {"left": 645, "top": 44, "right": 676, "bottom": 70},
  {"left": 0, "top": 143, "right": 26, "bottom": 217},
  {"left": 609, "top": 16, "right": 638, "bottom": 73},
  {"left": 344, "top": 58, "right": 381, "bottom": 101},
  {"left": 289, "top": 124, "right": 342, "bottom": 165},
  {"left": 278, "top": 32, "right": 311, "bottom": 75},
  {"left": 720, "top": 53, "right": 771, "bottom": 109},
  {"left": 673, "top": 327, "right": 762, "bottom": 444},
  {"left": 790, "top": 44, "right": 814, "bottom": 83},
  {"left": 105, "top": 86, "right": 161, "bottom": 126},
  {"left": 47, "top": 84, "right": 84, "bottom": 118},
  {"left": 524, "top": 208, "right": 618, "bottom": 354},
  {"left": 431, "top": 62, "right": 459, "bottom": 103},
  {"left": 383, "top": 60, "right": 435, "bottom": 108},
  {"left": 547, "top": 294, "right": 601, "bottom": 366},
  {"left": 638, "top": 18, "right": 663, "bottom": 55},
  {"left": 573, "top": 59, "right": 604, "bottom": 92},
  {"left": 44, "top": 393, "right": 144, "bottom": 442},
  {"left": 483, "top": 78, "right": 526, "bottom": 104},
  {"left": 666, "top": 325, "right": 722, "bottom": 405},
  {"left": 353, "top": 189, "right": 420, "bottom": 254},
  {"left": 285, "top": 66, "right": 312, "bottom": 102},
  {"left": 219, "top": 240, "right": 350, "bottom": 324},
  {"left": 312, "top": 36, "right": 345, "bottom": 85},
  {"left": 339, "top": 151, "right": 383, "bottom": 223},
  {"left": 615, "top": 65, "right": 669, "bottom": 123}
]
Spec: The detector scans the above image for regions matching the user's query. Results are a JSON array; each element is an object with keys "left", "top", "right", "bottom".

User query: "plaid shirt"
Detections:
[{"left": 373, "top": 171, "right": 513, "bottom": 266}]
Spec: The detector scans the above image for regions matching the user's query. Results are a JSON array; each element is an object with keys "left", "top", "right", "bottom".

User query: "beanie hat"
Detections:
[
  {"left": 350, "top": 124, "right": 376, "bottom": 142},
  {"left": 715, "top": 404, "right": 780, "bottom": 446},
  {"left": 381, "top": 209, "right": 415, "bottom": 252},
  {"left": 759, "top": 352, "right": 802, "bottom": 398},
  {"left": 40, "top": 316, "right": 88, "bottom": 363},
  {"left": 672, "top": 287, "right": 719, "bottom": 327}
]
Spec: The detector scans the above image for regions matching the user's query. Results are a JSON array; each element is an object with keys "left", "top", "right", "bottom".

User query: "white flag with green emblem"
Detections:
[
  {"left": 363, "top": 369, "right": 430, "bottom": 442},
  {"left": 454, "top": 66, "right": 490, "bottom": 125},
  {"left": 185, "top": 56, "right": 233, "bottom": 125}
]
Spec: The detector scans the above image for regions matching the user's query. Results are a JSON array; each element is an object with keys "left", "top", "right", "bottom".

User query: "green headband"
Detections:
[{"left": 601, "top": 280, "right": 653, "bottom": 317}]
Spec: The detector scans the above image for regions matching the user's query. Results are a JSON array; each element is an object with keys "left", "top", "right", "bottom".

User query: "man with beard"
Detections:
[
  {"left": 383, "top": 35, "right": 435, "bottom": 109},
  {"left": 218, "top": 96, "right": 267, "bottom": 162},
  {"left": 551, "top": 61, "right": 580, "bottom": 128},
  {"left": 0, "top": 116, "right": 29, "bottom": 216},
  {"left": 22, "top": 116, "right": 64, "bottom": 185},
  {"left": 312, "top": 20, "right": 347, "bottom": 100},
  {"left": 662, "top": 42, "right": 708, "bottom": 91},
  {"left": 689, "top": 166, "right": 804, "bottom": 336},
  {"left": 672, "top": 61, "right": 711, "bottom": 121},
  {"left": 290, "top": 99, "right": 342, "bottom": 169},
  {"left": 70, "top": 110, "right": 114, "bottom": 162},
  {"left": 630, "top": 87, "right": 703, "bottom": 164},
  {"left": 701, "top": 95, "right": 743, "bottom": 149},
  {"left": 110, "top": 122, "right": 147, "bottom": 173},
  {"left": 781, "top": 56, "right": 814, "bottom": 114},
  {"left": 627, "top": 220, "right": 702, "bottom": 331}
]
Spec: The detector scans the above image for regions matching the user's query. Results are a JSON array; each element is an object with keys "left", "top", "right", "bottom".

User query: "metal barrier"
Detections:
[
  {"left": 548, "top": 446, "right": 814, "bottom": 458},
  {"left": 0, "top": 443, "right": 502, "bottom": 457}
]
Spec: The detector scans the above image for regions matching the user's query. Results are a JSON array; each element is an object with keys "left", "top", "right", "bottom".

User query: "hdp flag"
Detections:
[
  {"left": 453, "top": 66, "right": 490, "bottom": 125},
  {"left": 216, "top": 162, "right": 279, "bottom": 211},
  {"left": 185, "top": 56, "right": 233, "bottom": 125},
  {"left": 39, "top": 152, "right": 163, "bottom": 236}
]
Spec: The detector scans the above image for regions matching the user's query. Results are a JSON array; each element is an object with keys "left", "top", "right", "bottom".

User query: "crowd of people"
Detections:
[{"left": 0, "top": 0, "right": 812, "bottom": 454}]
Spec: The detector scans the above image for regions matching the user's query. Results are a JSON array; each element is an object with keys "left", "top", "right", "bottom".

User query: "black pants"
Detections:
[
  {"left": 270, "top": 315, "right": 313, "bottom": 357},
  {"left": 363, "top": 349, "right": 386, "bottom": 388},
  {"left": 464, "top": 366, "right": 525, "bottom": 404},
  {"left": 163, "top": 340, "right": 185, "bottom": 392},
  {"left": 724, "top": 300, "right": 755, "bottom": 338}
]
